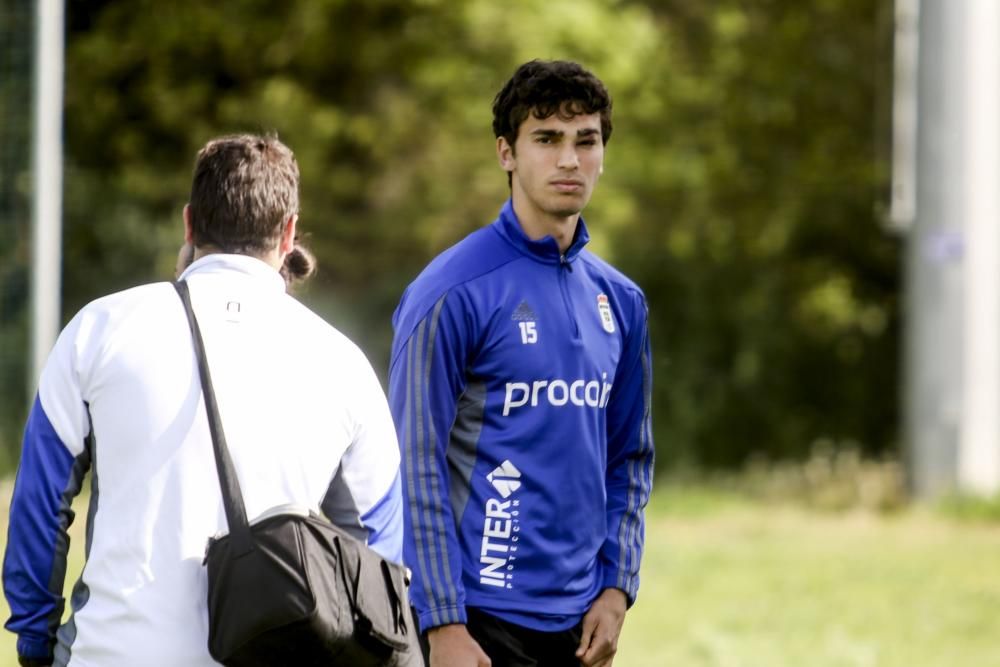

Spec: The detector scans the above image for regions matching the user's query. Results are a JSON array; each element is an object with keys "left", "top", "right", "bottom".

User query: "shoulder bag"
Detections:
[{"left": 174, "top": 279, "right": 420, "bottom": 667}]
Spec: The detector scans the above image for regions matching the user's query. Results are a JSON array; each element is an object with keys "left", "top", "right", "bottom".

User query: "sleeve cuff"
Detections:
[
  {"left": 19, "top": 657, "right": 53, "bottom": 667},
  {"left": 417, "top": 604, "right": 467, "bottom": 633},
  {"left": 16, "top": 634, "right": 53, "bottom": 663},
  {"left": 600, "top": 570, "right": 638, "bottom": 608}
]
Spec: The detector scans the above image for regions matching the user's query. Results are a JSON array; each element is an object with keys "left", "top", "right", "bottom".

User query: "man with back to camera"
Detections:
[
  {"left": 3, "top": 133, "right": 406, "bottom": 666},
  {"left": 389, "top": 60, "right": 655, "bottom": 667}
]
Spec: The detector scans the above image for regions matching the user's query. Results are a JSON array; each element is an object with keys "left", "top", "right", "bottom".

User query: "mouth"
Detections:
[{"left": 550, "top": 180, "right": 584, "bottom": 193}]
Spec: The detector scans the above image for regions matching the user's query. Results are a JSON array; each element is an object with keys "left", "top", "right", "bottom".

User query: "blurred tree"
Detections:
[
  {"left": 0, "top": 0, "right": 35, "bottom": 466},
  {"left": 62, "top": 0, "right": 475, "bottom": 356},
  {"left": 60, "top": 0, "right": 659, "bottom": 362},
  {"left": 612, "top": 0, "right": 898, "bottom": 466},
  {"left": 1, "top": 0, "right": 896, "bottom": 473}
]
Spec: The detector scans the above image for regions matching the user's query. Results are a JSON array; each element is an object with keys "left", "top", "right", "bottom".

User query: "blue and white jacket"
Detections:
[
  {"left": 389, "top": 200, "right": 654, "bottom": 633},
  {"left": 4, "top": 255, "right": 404, "bottom": 666}
]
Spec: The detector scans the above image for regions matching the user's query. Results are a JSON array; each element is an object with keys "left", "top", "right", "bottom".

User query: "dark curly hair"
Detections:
[
  {"left": 279, "top": 240, "right": 316, "bottom": 287},
  {"left": 492, "top": 60, "right": 613, "bottom": 153}
]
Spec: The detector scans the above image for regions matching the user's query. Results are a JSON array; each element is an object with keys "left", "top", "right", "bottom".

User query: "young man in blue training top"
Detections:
[{"left": 389, "top": 60, "right": 655, "bottom": 667}]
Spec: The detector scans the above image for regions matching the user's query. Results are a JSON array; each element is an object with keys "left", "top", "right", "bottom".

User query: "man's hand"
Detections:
[
  {"left": 427, "top": 623, "right": 491, "bottom": 667},
  {"left": 575, "top": 588, "right": 627, "bottom": 667}
]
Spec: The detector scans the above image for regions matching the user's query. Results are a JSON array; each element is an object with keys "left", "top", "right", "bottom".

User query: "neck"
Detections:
[
  {"left": 510, "top": 196, "right": 578, "bottom": 254},
  {"left": 193, "top": 245, "right": 283, "bottom": 270}
]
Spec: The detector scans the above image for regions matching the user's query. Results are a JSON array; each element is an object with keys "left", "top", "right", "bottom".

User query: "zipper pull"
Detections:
[{"left": 560, "top": 254, "right": 573, "bottom": 272}]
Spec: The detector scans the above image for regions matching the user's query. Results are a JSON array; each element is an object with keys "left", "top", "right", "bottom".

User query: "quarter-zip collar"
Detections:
[{"left": 493, "top": 198, "right": 590, "bottom": 265}]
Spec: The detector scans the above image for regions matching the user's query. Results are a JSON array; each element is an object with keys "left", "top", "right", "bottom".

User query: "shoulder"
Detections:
[
  {"left": 393, "top": 225, "right": 520, "bottom": 339},
  {"left": 41, "top": 282, "right": 180, "bottom": 399},
  {"left": 577, "top": 250, "right": 648, "bottom": 309},
  {"left": 278, "top": 294, "right": 375, "bottom": 370},
  {"left": 405, "top": 225, "right": 517, "bottom": 299},
  {"left": 68, "top": 281, "right": 178, "bottom": 337},
  {"left": 86, "top": 281, "right": 176, "bottom": 312}
]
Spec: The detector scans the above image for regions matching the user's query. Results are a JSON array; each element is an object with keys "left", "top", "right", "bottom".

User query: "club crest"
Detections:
[{"left": 597, "top": 294, "right": 615, "bottom": 333}]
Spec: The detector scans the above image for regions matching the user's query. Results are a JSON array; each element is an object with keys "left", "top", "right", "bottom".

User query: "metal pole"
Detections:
[
  {"left": 958, "top": 0, "right": 1000, "bottom": 495},
  {"left": 29, "top": 0, "right": 64, "bottom": 387},
  {"left": 889, "top": 0, "right": 919, "bottom": 232},
  {"left": 906, "top": 0, "right": 965, "bottom": 498}
]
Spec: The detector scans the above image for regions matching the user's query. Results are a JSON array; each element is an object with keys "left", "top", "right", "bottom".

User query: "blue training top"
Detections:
[{"left": 389, "top": 199, "right": 654, "bottom": 633}]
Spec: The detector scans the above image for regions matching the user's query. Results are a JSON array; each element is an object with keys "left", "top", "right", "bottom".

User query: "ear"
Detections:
[
  {"left": 497, "top": 136, "right": 515, "bottom": 173},
  {"left": 279, "top": 214, "right": 298, "bottom": 256},
  {"left": 183, "top": 204, "right": 194, "bottom": 244}
]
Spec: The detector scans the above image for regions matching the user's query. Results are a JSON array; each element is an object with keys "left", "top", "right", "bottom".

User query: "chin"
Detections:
[
  {"left": 549, "top": 199, "right": 588, "bottom": 218},
  {"left": 545, "top": 196, "right": 588, "bottom": 219}
]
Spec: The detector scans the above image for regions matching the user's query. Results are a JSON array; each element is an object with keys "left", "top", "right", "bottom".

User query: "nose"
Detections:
[{"left": 556, "top": 144, "right": 580, "bottom": 170}]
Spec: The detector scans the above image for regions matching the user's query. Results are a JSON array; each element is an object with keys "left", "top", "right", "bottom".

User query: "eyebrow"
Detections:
[{"left": 530, "top": 128, "right": 602, "bottom": 138}]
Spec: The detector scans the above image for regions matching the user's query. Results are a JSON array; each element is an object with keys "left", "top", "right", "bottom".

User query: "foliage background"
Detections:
[{"left": 1, "top": 0, "right": 898, "bottom": 473}]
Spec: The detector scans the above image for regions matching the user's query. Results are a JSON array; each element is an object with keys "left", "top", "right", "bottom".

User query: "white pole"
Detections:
[
  {"left": 29, "top": 0, "right": 64, "bottom": 388},
  {"left": 907, "top": 0, "right": 966, "bottom": 498},
  {"left": 959, "top": 0, "right": 1000, "bottom": 494},
  {"left": 889, "top": 0, "right": 920, "bottom": 232}
]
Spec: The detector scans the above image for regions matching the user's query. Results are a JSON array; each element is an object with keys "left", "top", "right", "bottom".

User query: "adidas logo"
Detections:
[
  {"left": 487, "top": 460, "right": 522, "bottom": 498},
  {"left": 511, "top": 301, "right": 537, "bottom": 322}
]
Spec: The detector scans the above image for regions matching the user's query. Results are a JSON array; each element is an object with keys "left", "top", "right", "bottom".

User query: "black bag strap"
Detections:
[
  {"left": 333, "top": 536, "right": 362, "bottom": 617},
  {"left": 174, "top": 280, "right": 253, "bottom": 556}
]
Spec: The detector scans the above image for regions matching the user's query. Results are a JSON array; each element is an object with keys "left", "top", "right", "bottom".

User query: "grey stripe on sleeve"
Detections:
[
  {"left": 632, "top": 335, "right": 654, "bottom": 585},
  {"left": 617, "top": 461, "right": 637, "bottom": 592},
  {"left": 417, "top": 295, "right": 461, "bottom": 621},
  {"left": 405, "top": 326, "right": 442, "bottom": 626},
  {"left": 54, "top": 406, "right": 98, "bottom": 667},
  {"left": 617, "top": 329, "right": 654, "bottom": 594}
]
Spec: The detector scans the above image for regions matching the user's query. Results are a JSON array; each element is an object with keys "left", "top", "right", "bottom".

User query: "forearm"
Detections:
[
  {"left": 602, "top": 300, "right": 654, "bottom": 602},
  {"left": 3, "top": 398, "right": 82, "bottom": 663},
  {"left": 403, "top": 472, "right": 468, "bottom": 631}
]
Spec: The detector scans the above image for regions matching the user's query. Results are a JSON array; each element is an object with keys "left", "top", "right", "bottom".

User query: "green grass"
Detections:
[
  {"left": 616, "top": 486, "right": 1000, "bottom": 667},
  {"left": 938, "top": 491, "right": 1000, "bottom": 522},
  {"left": 1, "top": 482, "right": 999, "bottom": 666}
]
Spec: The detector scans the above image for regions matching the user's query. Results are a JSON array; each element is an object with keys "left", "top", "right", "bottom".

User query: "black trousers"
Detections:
[{"left": 416, "top": 607, "right": 583, "bottom": 667}]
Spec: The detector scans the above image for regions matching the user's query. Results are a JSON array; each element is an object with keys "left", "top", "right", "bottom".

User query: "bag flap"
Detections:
[{"left": 336, "top": 535, "right": 411, "bottom": 652}]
